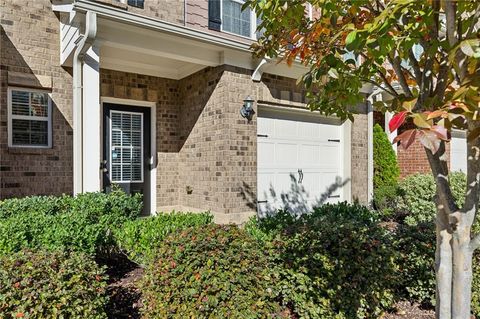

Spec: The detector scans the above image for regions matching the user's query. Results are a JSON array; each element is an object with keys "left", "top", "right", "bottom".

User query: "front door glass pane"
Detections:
[{"left": 110, "top": 111, "right": 143, "bottom": 183}]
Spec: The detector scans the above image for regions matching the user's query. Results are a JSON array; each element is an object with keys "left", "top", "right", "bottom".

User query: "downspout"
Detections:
[
  {"left": 366, "top": 88, "right": 383, "bottom": 206},
  {"left": 184, "top": 0, "right": 187, "bottom": 26},
  {"left": 73, "top": 11, "right": 97, "bottom": 195}
]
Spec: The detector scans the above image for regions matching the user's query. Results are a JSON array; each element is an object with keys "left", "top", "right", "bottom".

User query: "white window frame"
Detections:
[
  {"left": 220, "top": 0, "right": 258, "bottom": 40},
  {"left": 7, "top": 87, "right": 52, "bottom": 149},
  {"left": 109, "top": 110, "right": 144, "bottom": 184}
]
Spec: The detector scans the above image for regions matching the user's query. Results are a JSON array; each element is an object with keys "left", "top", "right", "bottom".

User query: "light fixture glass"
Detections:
[{"left": 240, "top": 95, "right": 255, "bottom": 120}]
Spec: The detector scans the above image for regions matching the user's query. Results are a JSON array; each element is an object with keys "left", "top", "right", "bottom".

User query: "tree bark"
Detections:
[
  {"left": 436, "top": 207, "right": 453, "bottom": 319},
  {"left": 451, "top": 225, "right": 473, "bottom": 319}
]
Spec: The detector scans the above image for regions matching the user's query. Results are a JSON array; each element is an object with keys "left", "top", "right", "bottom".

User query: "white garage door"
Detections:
[
  {"left": 257, "top": 108, "right": 345, "bottom": 216},
  {"left": 451, "top": 131, "right": 467, "bottom": 173}
]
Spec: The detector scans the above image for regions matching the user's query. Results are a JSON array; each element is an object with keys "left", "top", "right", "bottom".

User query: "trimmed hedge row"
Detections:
[
  {"left": 0, "top": 189, "right": 142, "bottom": 255},
  {"left": 114, "top": 211, "right": 213, "bottom": 265},
  {"left": 141, "top": 224, "right": 287, "bottom": 318},
  {"left": 0, "top": 250, "right": 108, "bottom": 319}
]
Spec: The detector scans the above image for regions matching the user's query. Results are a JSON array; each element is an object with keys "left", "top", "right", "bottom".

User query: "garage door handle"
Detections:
[
  {"left": 257, "top": 200, "right": 268, "bottom": 204},
  {"left": 298, "top": 169, "right": 303, "bottom": 183},
  {"left": 257, "top": 134, "right": 268, "bottom": 137},
  {"left": 328, "top": 195, "right": 340, "bottom": 198},
  {"left": 328, "top": 139, "right": 340, "bottom": 142}
]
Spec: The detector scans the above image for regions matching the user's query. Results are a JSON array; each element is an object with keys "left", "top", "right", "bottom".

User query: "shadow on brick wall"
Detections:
[
  {"left": 240, "top": 174, "right": 350, "bottom": 217},
  {"left": 0, "top": 25, "right": 73, "bottom": 199},
  {"left": 178, "top": 67, "right": 222, "bottom": 150}
]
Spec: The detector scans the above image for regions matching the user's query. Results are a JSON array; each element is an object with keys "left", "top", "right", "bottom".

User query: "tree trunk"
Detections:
[
  {"left": 436, "top": 212, "right": 453, "bottom": 319},
  {"left": 451, "top": 226, "right": 473, "bottom": 319}
]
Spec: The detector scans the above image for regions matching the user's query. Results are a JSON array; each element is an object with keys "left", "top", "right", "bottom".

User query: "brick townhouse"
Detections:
[{"left": 0, "top": 0, "right": 373, "bottom": 222}]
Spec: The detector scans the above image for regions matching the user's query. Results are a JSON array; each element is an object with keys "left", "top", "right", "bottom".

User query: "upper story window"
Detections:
[
  {"left": 8, "top": 88, "right": 52, "bottom": 148},
  {"left": 209, "top": 0, "right": 260, "bottom": 39},
  {"left": 127, "top": 0, "right": 144, "bottom": 9},
  {"left": 221, "top": 0, "right": 255, "bottom": 38}
]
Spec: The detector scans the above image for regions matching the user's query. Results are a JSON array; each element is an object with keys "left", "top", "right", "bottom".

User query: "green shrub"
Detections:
[
  {"left": 0, "top": 190, "right": 142, "bottom": 255},
  {"left": 247, "top": 203, "right": 397, "bottom": 318},
  {"left": 373, "top": 124, "right": 400, "bottom": 215},
  {"left": 114, "top": 211, "right": 213, "bottom": 265},
  {"left": 373, "top": 124, "right": 400, "bottom": 189},
  {"left": 395, "top": 172, "right": 466, "bottom": 226},
  {"left": 0, "top": 188, "right": 142, "bottom": 220},
  {"left": 0, "top": 195, "right": 71, "bottom": 219},
  {"left": 393, "top": 222, "right": 436, "bottom": 305},
  {"left": 141, "top": 224, "right": 287, "bottom": 318},
  {"left": 0, "top": 250, "right": 108, "bottom": 318},
  {"left": 390, "top": 171, "right": 480, "bottom": 316}
]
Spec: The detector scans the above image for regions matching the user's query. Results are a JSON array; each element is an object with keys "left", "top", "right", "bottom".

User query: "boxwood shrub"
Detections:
[
  {"left": 141, "top": 224, "right": 288, "bottom": 318},
  {"left": 114, "top": 211, "right": 213, "bottom": 265},
  {"left": 0, "top": 250, "right": 108, "bottom": 319},
  {"left": 0, "top": 189, "right": 142, "bottom": 255}
]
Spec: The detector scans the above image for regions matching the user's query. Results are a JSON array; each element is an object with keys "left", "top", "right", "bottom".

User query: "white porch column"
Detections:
[
  {"left": 82, "top": 44, "right": 101, "bottom": 192},
  {"left": 385, "top": 111, "right": 398, "bottom": 154}
]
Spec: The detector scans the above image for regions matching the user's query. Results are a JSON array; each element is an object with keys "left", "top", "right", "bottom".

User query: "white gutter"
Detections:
[
  {"left": 73, "top": 0, "right": 251, "bottom": 52},
  {"left": 73, "top": 10, "right": 97, "bottom": 195}
]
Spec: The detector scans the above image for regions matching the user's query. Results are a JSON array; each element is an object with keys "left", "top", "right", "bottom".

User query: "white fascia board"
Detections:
[
  {"left": 52, "top": 4, "right": 74, "bottom": 12},
  {"left": 73, "top": 0, "right": 251, "bottom": 52}
]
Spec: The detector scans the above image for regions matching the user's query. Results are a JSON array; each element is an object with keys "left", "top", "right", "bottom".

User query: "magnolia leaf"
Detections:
[
  {"left": 345, "top": 31, "right": 357, "bottom": 46},
  {"left": 430, "top": 125, "right": 448, "bottom": 140},
  {"left": 389, "top": 111, "right": 408, "bottom": 133},
  {"left": 426, "top": 109, "right": 447, "bottom": 120},
  {"left": 412, "top": 113, "right": 432, "bottom": 129},
  {"left": 401, "top": 98, "right": 417, "bottom": 112},
  {"left": 460, "top": 39, "right": 480, "bottom": 57},
  {"left": 418, "top": 130, "right": 441, "bottom": 154},
  {"left": 393, "top": 129, "right": 417, "bottom": 150}
]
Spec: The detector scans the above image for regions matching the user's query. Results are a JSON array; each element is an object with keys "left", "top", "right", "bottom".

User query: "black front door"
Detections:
[{"left": 103, "top": 103, "right": 151, "bottom": 213}]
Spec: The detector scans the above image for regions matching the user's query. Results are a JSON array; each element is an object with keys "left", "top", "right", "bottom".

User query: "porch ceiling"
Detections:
[{"left": 97, "top": 19, "right": 219, "bottom": 80}]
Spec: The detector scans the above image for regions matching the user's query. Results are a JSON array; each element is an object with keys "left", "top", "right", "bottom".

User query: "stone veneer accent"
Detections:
[{"left": 0, "top": 0, "right": 73, "bottom": 198}]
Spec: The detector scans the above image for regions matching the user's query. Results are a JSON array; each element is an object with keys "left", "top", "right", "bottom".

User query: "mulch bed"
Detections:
[
  {"left": 97, "top": 253, "right": 144, "bottom": 319},
  {"left": 383, "top": 301, "right": 435, "bottom": 319}
]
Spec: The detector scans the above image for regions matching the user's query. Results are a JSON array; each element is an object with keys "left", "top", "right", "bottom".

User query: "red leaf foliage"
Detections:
[
  {"left": 393, "top": 129, "right": 417, "bottom": 150},
  {"left": 389, "top": 111, "right": 407, "bottom": 133}
]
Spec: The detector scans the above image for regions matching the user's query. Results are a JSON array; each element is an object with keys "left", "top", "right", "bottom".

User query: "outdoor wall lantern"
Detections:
[{"left": 240, "top": 96, "right": 255, "bottom": 121}]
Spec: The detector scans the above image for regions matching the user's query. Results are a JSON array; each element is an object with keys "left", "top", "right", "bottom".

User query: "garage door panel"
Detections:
[
  {"left": 258, "top": 141, "right": 275, "bottom": 167},
  {"left": 257, "top": 109, "right": 345, "bottom": 215},
  {"left": 275, "top": 119, "right": 297, "bottom": 137},
  {"left": 298, "top": 122, "right": 320, "bottom": 139},
  {"left": 299, "top": 144, "right": 321, "bottom": 165},
  {"left": 257, "top": 117, "right": 274, "bottom": 136},
  {"left": 318, "top": 145, "right": 341, "bottom": 167},
  {"left": 451, "top": 135, "right": 467, "bottom": 173},
  {"left": 275, "top": 143, "right": 298, "bottom": 165}
]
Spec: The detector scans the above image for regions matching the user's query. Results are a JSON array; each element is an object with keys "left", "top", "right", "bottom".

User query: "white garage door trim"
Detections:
[{"left": 256, "top": 105, "right": 351, "bottom": 215}]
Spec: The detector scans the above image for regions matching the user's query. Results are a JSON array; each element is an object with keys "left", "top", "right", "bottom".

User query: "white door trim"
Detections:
[{"left": 100, "top": 97, "right": 157, "bottom": 215}]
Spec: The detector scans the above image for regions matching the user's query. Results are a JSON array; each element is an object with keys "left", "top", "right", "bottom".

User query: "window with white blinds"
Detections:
[
  {"left": 222, "top": 0, "right": 256, "bottom": 38},
  {"left": 8, "top": 88, "right": 52, "bottom": 148},
  {"left": 110, "top": 111, "right": 143, "bottom": 183}
]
